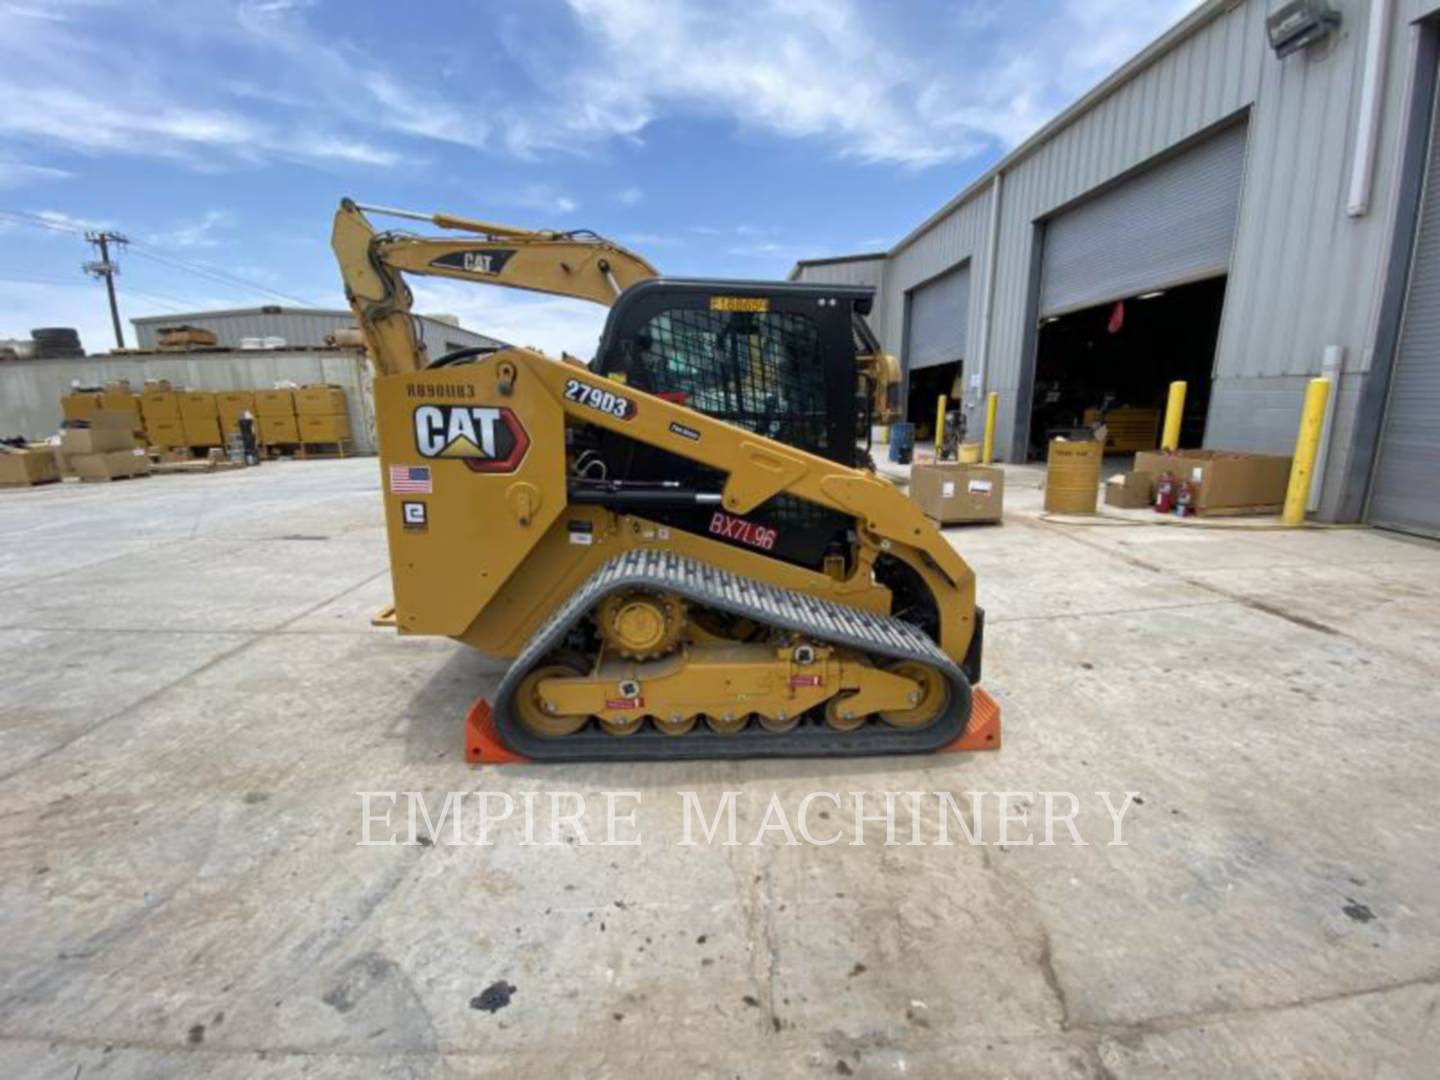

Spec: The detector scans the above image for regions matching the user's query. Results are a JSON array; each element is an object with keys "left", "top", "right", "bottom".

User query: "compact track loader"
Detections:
[{"left": 331, "top": 200, "right": 998, "bottom": 762}]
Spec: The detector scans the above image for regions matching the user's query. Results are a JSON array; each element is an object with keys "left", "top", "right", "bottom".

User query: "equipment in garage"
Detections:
[
  {"left": 1027, "top": 123, "right": 1246, "bottom": 459},
  {"left": 904, "top": 264, "right": 969, "bottom": 431},
  {"left": 1028, "top": 278, "right": 1225, "bottom": 459},
  {"left": 1369, "top": 67, "right": 1440, "bottom": 539}
]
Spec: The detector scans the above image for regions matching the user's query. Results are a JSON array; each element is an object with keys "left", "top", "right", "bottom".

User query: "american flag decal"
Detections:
[{"left": 388, "top": 465, "right": 432, "bottom": 494}]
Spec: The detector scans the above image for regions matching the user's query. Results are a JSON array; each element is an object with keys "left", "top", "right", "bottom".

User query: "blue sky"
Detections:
[{"left": 0, "top": 0, "right": 1198, "bottom": 358}]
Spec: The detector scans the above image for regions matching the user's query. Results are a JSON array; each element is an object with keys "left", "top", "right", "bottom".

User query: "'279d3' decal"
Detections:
[
  {"left": 564, "top": 378, "right": 637, "bottom": 420},
  {"left": 709, "top": 510, "right": 778, "bottom": 551},
  {"left": 413, "top": 404, "right": 530, "bottom": 473}
]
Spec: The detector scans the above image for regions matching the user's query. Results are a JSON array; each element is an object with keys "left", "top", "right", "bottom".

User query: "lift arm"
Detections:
[{"left": 331, "top": 199, "right": 659, "bottom": 375}]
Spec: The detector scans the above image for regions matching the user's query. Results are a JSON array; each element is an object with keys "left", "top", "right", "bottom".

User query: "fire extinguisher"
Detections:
[
  {"left": 1154, "top": 471, "right": 1176, "bottom": 513},
  {"left": 1174, "top": 479, "right": 1196, "bottom": 517}
]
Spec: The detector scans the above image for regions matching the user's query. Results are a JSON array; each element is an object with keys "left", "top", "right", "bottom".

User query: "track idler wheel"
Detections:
[
  {"left": 704, "top": 712, "right": 748, "bottom": 736},
  {"left": 515, "top": 664, "right": 590, "bottom": 737},
  {"left": 653, "top": 713, "right": 697, "bottom": 736},
  {"left": 879, "top": 661, "right": 949, "bottom": 730},
  {"left": 758, "top": 712, "right": 799, "bottom": 734},
  {"left": 824, "top": 694, "right": 866, "bottom": 732},
  {"left": 599, "top": 714, "right": 644, "bottom": 736}
]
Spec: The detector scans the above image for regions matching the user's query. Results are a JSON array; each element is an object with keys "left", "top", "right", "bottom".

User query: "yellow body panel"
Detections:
[{"left": 373, "top": 351, "right": 976, "bottom": 667}]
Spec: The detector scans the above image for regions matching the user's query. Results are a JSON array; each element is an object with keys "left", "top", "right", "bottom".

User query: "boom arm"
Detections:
[{"left": 331, "top": 199, "right": 659, "bottom": 375}]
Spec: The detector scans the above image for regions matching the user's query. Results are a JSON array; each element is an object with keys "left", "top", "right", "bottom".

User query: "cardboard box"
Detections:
[
  {"left": 141, "top": 391, "right": 181, "bottom": 422},
  {"left": 182, "top": 417, "right": 223, "bottom": 446},
  {"left": 0, "top": 448, "right": 62, "bottom": 487},
  {"left": 910, "top": 464, "right": 1004, "bottom": 524},
  {"left": 60, "top": 410, "right": 136, "bottom": 454},
  {"left": 1133, "top": 449, "right": 1292, "bottom": 514},
  {"left": 217, "top": 392, "right": 256, "bottom": 436},
  {"left": 297, "top": 413, "right": 351, "bottom": 442},
  {"left": 61, "top": 393, "right": 102, "bottom": 422},
  {"left": 255, "top": 389, "right": 296, "bottom": 418},
  {"left": 72, "top": 449, "right": 149, "bottom": 481},
  {"left": 259, "top": 415, "right": 299, "bottom": 444},
  {"left": 295, "top": 386, "right": 347, "bottom": 416},
  {"left": 217, "top": 390, "right": 255, "bottom": 413},
  {"left": 99, "top": 390, "right": 142, "bottom": 422},
  {"left": 146, "top": 419, "right": 186, "bottom": 449},
  {"left": 1105, "top": 471, "right": 1154, "bottom": 509},
  {"left": 178, "top": 391, "right": 217, "bottom": 420}
]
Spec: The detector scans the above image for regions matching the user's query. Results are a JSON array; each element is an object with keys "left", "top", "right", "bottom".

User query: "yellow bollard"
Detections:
[
  {"left": 1282, "top": 377, "right": 1332, "bottom": 526},
  {"left": 982, "top": 390, "right": 999, "bottom": 464},
  {"left": 934, "top": 394, "right": 947, "bottom": 461},
  {"left": 1161, "top": 380, "right": 1187, "bottom": 451}
]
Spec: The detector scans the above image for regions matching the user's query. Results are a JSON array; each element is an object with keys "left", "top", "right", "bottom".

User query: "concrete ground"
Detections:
[{"left": 2, "top": 460, "right": 1438, "bottom": 1078}]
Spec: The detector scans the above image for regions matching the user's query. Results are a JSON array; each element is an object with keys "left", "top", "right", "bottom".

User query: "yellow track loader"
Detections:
[{"left": 331, "top": 199, "right": 998, "bottom": 762}]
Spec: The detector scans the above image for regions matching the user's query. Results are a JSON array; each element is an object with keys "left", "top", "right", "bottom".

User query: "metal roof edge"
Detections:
[{"left": 786, "top": 252, "right": 889, "bottom": 280}]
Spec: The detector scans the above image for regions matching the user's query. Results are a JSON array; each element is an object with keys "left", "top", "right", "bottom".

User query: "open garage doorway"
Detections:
[
  {"left": 906, "top": 361, "right": 963, "bottom": 434},
  {"left": 1026, "top": 276, "right": 1224, "bottom": 460}
]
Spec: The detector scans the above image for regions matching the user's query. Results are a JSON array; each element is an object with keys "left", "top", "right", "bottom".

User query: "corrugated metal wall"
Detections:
[
  {"left": 0, "top": 350, "right": 378, "bottom": 453},
  {"left": 859, "top": 0, "right": 1428, "bottom": 517},
  {"left": 132, "top": 310, "right": 502, "bottom": 353}
]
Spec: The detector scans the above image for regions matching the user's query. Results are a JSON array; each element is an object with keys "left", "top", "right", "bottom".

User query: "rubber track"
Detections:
[{"left": 492, "top": 549, "right": 973, "bottom": 761}]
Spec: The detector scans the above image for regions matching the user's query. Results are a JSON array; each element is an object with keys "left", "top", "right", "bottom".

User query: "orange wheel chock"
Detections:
[
  {"left": 464, "top": 698, "right": 530, "bottom": 765},
  {"left": 944, "top": 686, "right": 1002, "bottom": 753}
]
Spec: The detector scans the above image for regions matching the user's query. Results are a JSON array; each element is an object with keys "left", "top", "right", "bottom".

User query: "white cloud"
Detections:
[
  {"left": 34, "top": 209, "right": 107, "bottom": 232},
  {"left": 513, "top": 0, "right": 1205, "bottom": 166},
  {"left": 616, "top": 187, "right": 643, "bottom": 206},
  {"left": 0, "top": 0, "right": 1206, "bottom": 180},
  {"left": 0, "top": 4, "right": 405, "bottom": 170},
  {"left": 408, "top": 279, "right": 610, "bottom": 361},
  {"left": 505, "top": 183, "right": 580, "bottom": 216},
  {"left": 618, "top": 232, "right": 678, "bottom": 250},
  {"left": 148, "top": 210, "right": 233, "bottom": 249},
  {"left": 0, "top": 161, "right": 73, "bottom": 190}
]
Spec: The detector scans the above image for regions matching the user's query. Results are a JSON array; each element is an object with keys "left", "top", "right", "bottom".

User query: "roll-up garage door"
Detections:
[
  {"left": 904, "top": 263, "right": 970, "bottom": 371},
  {"left": 1039, "top": 122, "right": 1247, "bottom": 317},
  {"left": 1368, "top": 70, "right": 1440, "bottom": 539}
]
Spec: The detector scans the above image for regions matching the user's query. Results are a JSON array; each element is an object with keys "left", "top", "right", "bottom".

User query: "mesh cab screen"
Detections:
[{"left": 624, "top": 308, "right": 830, "bottom": 453}]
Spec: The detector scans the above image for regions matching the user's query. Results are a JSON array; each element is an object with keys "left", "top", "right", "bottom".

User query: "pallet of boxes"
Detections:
[
  {"left": 139, "top": 381, "right": 186, "bottom": 455},
  {"left": 61, "top": 410, "right": 151, "bottom": 482},
  {"left": 1107, "top": 449, "right": 1293, "bottom": 516},
  {"left": 909, "top": 459, "right": 1005, "bottom": 526},
  {"left": 256, "top": 385, "right": 350, "bottom": 458},
  {"left": 0, "top": 441, "right": 62, "bottom": 488}
]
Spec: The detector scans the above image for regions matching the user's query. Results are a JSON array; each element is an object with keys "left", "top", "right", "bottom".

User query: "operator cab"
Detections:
[
  {"left": 593, "top": 279, "right": 872, "bottom": 464},
  {"left": 577, "top": 279, "right": 875, "bottom": 571}
]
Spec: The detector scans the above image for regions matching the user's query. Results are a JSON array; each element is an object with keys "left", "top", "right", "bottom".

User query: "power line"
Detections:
[
  {"left": 1, "top": 206, "right": 317, "bottom": 308},
  {"left": 0, "top": 209, "right": 92, "bottom": 235},
  {"left": 125, "top": 242, "right": 314, "bottom": 307},
  {"left": 0, "top": 276, "right": 190, "bottom": 314}
]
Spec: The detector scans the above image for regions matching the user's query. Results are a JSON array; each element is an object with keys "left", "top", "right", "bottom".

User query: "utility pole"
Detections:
[{"left": 83, "top": 231, "right": 129, "bottom": 349}]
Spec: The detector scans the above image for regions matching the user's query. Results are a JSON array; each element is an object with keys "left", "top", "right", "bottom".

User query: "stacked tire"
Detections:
[{"left": 31, "top": 327, "right": 85, "bottom": 359}]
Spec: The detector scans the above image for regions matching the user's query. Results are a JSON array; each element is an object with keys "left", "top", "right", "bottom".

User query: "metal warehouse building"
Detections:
[
  {"left": 131, "top": 306, "right": 506, "bottom": 355},
  {"left": 793, "top": 0, "right": 1440, "bottom": 535}
]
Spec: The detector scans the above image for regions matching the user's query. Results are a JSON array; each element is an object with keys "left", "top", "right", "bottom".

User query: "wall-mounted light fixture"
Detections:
[{"left": 1267, "top": 0, "right": 1341, "bottom": 59}]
